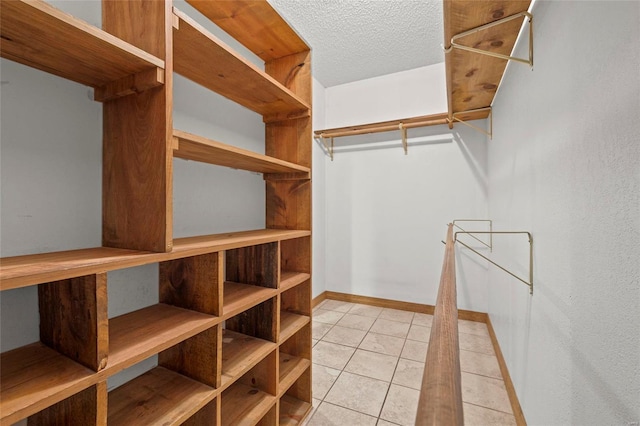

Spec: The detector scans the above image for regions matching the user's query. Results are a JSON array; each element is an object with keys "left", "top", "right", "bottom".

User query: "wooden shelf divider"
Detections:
[
  {"left": 220, "top": 329, "right": 277, "bottom": 390},
  {"left": 278, "top": 353, "right": 311, "bottom": 397},
  {"left": 279, "top": 312, "right": 310, "bottom": 344},
  {"left": 280, "top": 272, "right": 311, "bottom": 292},
  {"left": 0, "top": 229, "right": 311, "bottom": 291},
  {"left": 173, "top": 130, "right": 310, "bottom": 177},
  {"left": 223, "top": 282, "right": 279, "bottom": 320},
  {"left": 0, "top": 343, "right": 96, "bottom": 425},
  {"left": 172, "top": 7, "right": 310, "bottom": 119},
  {"left": 221, "top": 382, "right": 276, "bottom": 426},
  {"left": 0, "top": 0, "right": 164, "bottom": 101},
  {"left": 107, "top": 366, "right": 217, "bottom": 425},
  {"left": 279, "top": 394, "right": 312, "bottom": 425}
]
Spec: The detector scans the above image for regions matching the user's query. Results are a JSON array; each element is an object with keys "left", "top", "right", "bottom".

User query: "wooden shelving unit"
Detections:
[{"left": 0, "top": 0, "right": 312, "bottom": 424}]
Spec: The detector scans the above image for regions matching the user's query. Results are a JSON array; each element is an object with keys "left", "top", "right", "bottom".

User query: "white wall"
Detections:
[
  {"left": 488, "top": 1, "right": 640, "bottom": 424},
  {"left": 0, "top": 0, "right": 266, "bottom": 391},
  {"left": 322, "top": 64, "right": 490, "bottom": 311}
]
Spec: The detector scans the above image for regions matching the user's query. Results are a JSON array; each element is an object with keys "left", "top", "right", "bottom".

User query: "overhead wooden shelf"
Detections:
[
  {"left": 186, "top": 0, "right": 309, "bottom": 62},
  {"left": 279, "top": 312, "right": 310, "bottom": 343},
  {"left": 172, "top": 8, "right": 310, "bottom": 119},
  {"left": 444, "top": 0, "right": 532, "bottom": 114},
  {"left": 223, "top": 282, "right": 278, "bottom": 320},
  {"left": 314, "top": 110, "right": 490, "bottom": 139},
  {"left": 173, "top": 130, "right": 310, "bottom": 177},
  {"left": 0, "top": 343, "right": 96, "bottom": 425},
  {"left": 278, "top": 353, "right": 310, "bottom": 396},
  {"left": 221, "top": 330, "right": 277, "bottom": 389},
  {"left": 279, "top": 394, "right": 312, "bottom": 425},
  {"left": 221, "top": 382, "right": 276, "bottom": 426},
  {"left": 0, "top": 0, "right": 164, "bottom": 101},
  {"left": 108, "top": 367, "right": 216, "bottom": 425},
  {"left": 280, "top": 272, "right": 311, "bottom": 292},
  {"left": 0, "top": 229, "right": 311, "bottom": 290},
  {"left": 108, "top": 304, "right": 219, "bottom": 374}
]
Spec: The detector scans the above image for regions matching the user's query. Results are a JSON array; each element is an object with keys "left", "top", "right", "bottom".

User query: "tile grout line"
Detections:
[{"left": 463, "top": 400, "right": 517, "bottom": 417}]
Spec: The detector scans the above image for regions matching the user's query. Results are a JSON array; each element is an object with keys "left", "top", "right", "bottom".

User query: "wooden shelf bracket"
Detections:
[
  {"left": 449, "top": 107, "right": 493, "bottom": 139},
  {"left": 444, "top": 11, "right": 534, "bottom": 68}
]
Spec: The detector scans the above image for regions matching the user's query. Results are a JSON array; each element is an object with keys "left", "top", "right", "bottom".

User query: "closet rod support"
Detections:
[
  {"left": 449, "top": 107, "right": 492, "bottom": 139},
  {"left": 399, "top": 123, "right": 408, "bottom": 155},
  {"left": 444, "top": 11, "right": 534, "bottom": 68}
]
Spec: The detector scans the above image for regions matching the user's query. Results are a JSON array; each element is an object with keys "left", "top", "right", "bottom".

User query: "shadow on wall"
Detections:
[{"left": 452, "top": 128, "right": 488, "bottom": 198}]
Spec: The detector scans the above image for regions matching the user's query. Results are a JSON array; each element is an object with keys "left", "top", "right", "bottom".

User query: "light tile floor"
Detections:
[{"left": 304, "top": 299, "right": 517, "bottom": 426}]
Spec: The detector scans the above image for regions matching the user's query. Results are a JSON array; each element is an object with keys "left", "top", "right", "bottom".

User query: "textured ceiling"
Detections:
[{"left": 269, "top": 0, "right": 444, "bottom": 88}]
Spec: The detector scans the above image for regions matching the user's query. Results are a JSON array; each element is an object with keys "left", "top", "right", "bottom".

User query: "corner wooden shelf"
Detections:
[
  {"left": 107, "top": 367, "right": 216, "bottom": 425},
  {"left": 221, "top": 330, "right": 277, "bottom": 389},
  {"left": 108, "top": 304, "right": 219, "bottom": 374},
  {"left": 0, "top": 229, "right": 311, "bottom": 291},
  {"left": 221, "top": 382, "right": 276, "bottom": 426},
  {"left": 279, "top": 395, "right": 312, "bottom": 425},
  {"left": 173, "top": 130, "right": 310, "bottom": 177},
  {"left": 279, "top": 312, "right": 310, "bottom": 343},
  {"left": 0, "top": 0, "right": 164, "bottom": 102},
  {"left": 278, "top": 353, "right": 311, "bottom": 396},
  {"left": 280, "top": 272, "right": 311, "bottom": 292},
  {"left": 172, "top": 8, "right": 310, "bottom": 119},
  {"left": 0, "top": 343, "right": 96, "bottom": 425}
]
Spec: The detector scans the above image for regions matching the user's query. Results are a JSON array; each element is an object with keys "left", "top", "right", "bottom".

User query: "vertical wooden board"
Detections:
[
  {"left": 281, "top": 280, "right": 311, "bottom": 316},
  {"left": 182, "top": 397, "right": 219, "bottom": 426},
  {"left": 257, "top": 401, "right": 278, "bottom": 426},
  {"left": 265, "top": 118, "right": 312, "bottom": 167},
  {"left": 237, "top": 350, "right": 278, "bottom": 396},
  {"left": 159, "top": 326, "right": 221, "bottom": 388},
  {"left": 160, "top": 252, "right": 222, "bottom": 316},
  {"left": 284, "top": 367, "right": 311, "bottom": 403},
  {"left": 38, "top": 274, "right": 108, "bottom": 371},
  {"left": 27, "top": 381, "right": 107, "bottom": 425},
  {"left": 226, "top": 298, "right": 277, "bottom": 342},
  {"left": 280, "top": 323, "right": 311, "bottom": 361},
  {"left": 226, "top": 243, "right": 279, "bottom": 289},
  {"left": 280, "top": 236, "right": 311, "bottom": 273},
  {"left": 102, "top": 0, "right": 173, "bottom": 253},
  {"left": 266, "top": 181, "right": 311, "bottom": 231},
  {"left": 265, "top": 51, "right": 311, "bottom": 103}
]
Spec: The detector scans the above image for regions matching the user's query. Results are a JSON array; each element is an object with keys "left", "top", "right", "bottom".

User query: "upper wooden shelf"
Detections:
[
  {"left": 279, "top": 312, "right": 310, "bottom": 344},
  {"left": 280, "top": 272, "right": 311, "bottom": 293},
  {"left": 221, "top": 382, "right": 276, "bottom": 426},
  {"left": 172, "top": 8, "right": 310, "bottom": 119},
  {"left": 108, "top": 367, "right": 216, "bottom": 425},
  {"left": 0, "top": 343, "right": 96, "bottom": 425},
  {"left": 223, "top": 282, "right": 278, "bottom": 321},
  {"left": 186, "top": 0, "right": 309, "bottom": 62},
  {"left": 173, "top": 130, "right": 310, "bottom": 177},
  {"left": 444, "top": 0, "right": 531, "bottom": 113},
  {"left": 221, "top": 329, "right": 277, "bottom": 390},
  {"left": 278, "top": 353, "right": 310, "bottom": 397},
  {"left": 0, "top": 0, "right": 164, "bottom": 101},
  {"left": 0, "top": 229, "right": 311, "bottom": 290}
]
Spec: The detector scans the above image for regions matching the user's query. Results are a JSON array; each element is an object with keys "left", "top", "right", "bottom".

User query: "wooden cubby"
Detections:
[{"left": 0, "top": 0, "right": 312, "bottom": 424}]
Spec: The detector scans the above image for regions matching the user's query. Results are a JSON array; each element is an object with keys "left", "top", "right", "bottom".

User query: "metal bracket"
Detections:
[
  {"left": 452, "top": 219, "right": 493, "bottom": 251},
  {"left": 445, "top": 229, "right": 533, "bottom": 295},
  {"left": 449, "top": 107, "right": 493, "bottom": 139},
  {"left": 399, "top": 123, "right": 408, "bottom": 155},
  {"left": 444, "top": 11, "right": 534, "bottom": 68}
]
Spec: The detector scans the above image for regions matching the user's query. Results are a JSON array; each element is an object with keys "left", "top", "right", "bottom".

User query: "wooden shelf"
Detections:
[
  {"left": 279, "top": 394, "right": 312, "bottom": 426},
  {"left": 108, "top": 367, "right": 216, "bottom": 425},
  {"left": 186, "top": 0, "right": 309, "bottom": 62},
  {"left": 0, "top": 0, "right": 164, "bottom": 101},
  {"left": 0, "top": 343, "right": 96, "bottom": 425},
  {"left": 173, "top": 130, "right": 310, "bottom": 177},
  {"left": 0, "top": 229, "right": 311, "bottom": 290},
  {"left": 221, "top": 382, "right": 276, "bottom": 426},
  {"left": 279, "top": 353, "right": 311, "bottom": 396},
  {"left": 221, "top": 329, "right": 277, "bottom": 389},
  {"left": 444, "top": 0, "right": 531, "bottom": 113},
  {"left": 108, "top": 304, "right": 219, "bottom": 374},
  {"left": 172, "top": 7, "right": 310, "bottom": 118},
  {"left": 223, "top": 282, "right": 278, "bottom": 320},
  {"left": 279, "top": 312, "right": 310, "bottom": 344},
  {"left": 280, "top": 272, "right": 311, "bottom": 292}
]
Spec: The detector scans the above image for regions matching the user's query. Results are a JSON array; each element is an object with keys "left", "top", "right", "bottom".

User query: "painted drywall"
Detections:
[
  {"left": 324, "top": 63, "right": 447, "bottom": 129},
  {"left": 322, "top": 64, "right": 490, "bottom": 311},
  {"left": 488, "top": 1, "right": 640, "bottom": 424},
  {"left": 312, "top": 77, "right": 327, "bottom": 298},
  {"left": 0, "top": 0, "right": 266, "bottom": 392}
]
